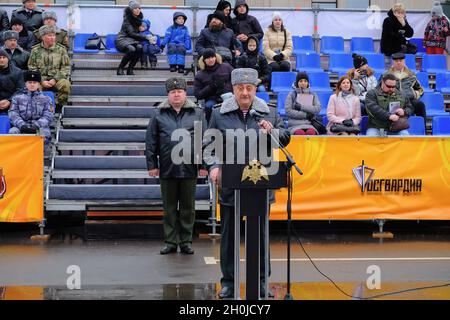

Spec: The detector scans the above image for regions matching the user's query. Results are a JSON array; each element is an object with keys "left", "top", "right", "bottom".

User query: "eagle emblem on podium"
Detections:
[
  {"left": 0, "top": 168, "right": 6, "bottom": 199},
  {"left": 241, "top": 159, "right": 269, "bottom": 184}
]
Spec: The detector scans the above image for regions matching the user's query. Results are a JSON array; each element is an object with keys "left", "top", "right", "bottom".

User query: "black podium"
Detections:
[{"left": 222, "top": 161, "right": 288, "bottom": 300}]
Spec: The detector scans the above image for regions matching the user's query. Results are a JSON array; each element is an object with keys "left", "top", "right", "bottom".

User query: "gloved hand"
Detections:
[
  {"left": 21, "top": 124, "right": 38, "bottom": 134},
  {"left": 159, "top": 44, "right": 165, "bottom": 51},
  {"left": 342, "top": 119, "right": 353, "bottom": 127},
  {"left": 273, "top": 54, "right": 282, "bottom": 62},
  {"left": 278, "top": 52, "right": 284, "bottom": 60},
  {"left": 398, "top": 29, "right": 406, "bottom": 36}
]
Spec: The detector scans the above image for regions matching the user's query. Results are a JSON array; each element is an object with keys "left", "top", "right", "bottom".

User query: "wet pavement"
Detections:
[{"left": 0, "top": 222, "right": 449, "bottom": 300}]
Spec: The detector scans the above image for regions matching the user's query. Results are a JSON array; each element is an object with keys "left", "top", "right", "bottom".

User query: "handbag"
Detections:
[
  {"left": 389, "top": 115, "right": 409, "bottom": 132},
  {"left": 405, "top": 41, "right": 418, "bottom": 54},
  {"left": 85, "top": 33, "right": 105, "bottom": 50},
  {"left": 330, "top": 123, "right": 361, "bottom": 134},
  {"left": 310, "top": 115, "right": 327, "bottom": 135}
]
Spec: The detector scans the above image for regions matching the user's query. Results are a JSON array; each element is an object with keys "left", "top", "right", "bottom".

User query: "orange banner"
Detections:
[
  {"left": 271, "top": 136, "right": 450, "bottom": 220},
  {"left": 0, "top": 136, "right": 44, "bottom": 223}
]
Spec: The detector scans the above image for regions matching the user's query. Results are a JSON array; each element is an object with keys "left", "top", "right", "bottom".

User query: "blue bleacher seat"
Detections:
[
  {"left": 422, "top": 54, "right": 447, "bottom": 74},
  {"left": 360, "top": 115, "right": 368, "bottom": 135},
  {"left": 0, "top": 115, "right": 10, "bottom": 134},
  {"left": 432, "top": 116, "right": 450, "bottom": 135},
  {"left": 322, "top": 116, "right": 328, "bottom": 127},
  {"left": 364, "top": 53, "right": 385, "bottom": 74},
  {"left": 270, "top": 72, "right": 297, "bottom": 93},
  {"left": 403, "top": 54, "right": 418, "bottom": 72},
  {"left": 256, "top": 91, "right": 270, "bottom": 103},
  {"left": 309, "top": 72, "right": 331, "bottom": 92},
  {"left": 73, "top": 33, "right": 101, "bottom": 54},
  {"left": 276, "top": 91, "right": 291, "bottom": 117},
  {"left": 408, "top": 38, "right": 426, "bottom": 55},
  {"left": 435, "top": 72, "right": 450, "bottom": 94},
  {"left": 415, "top": 72, "right": 433, "bottom": 93},
  {"left": 408, "top": 116, "right": 426, "bottom": 135},
  {"left": 105, "top": 34, "right": 120, "bottom": 54},
  {"left": 328, "top": 53, "right": 353, "bottom": 74},
  {"left": 296, "top": 53, "right": 322, "bottom": 72},
  {"left": 316, "top": 91, "right": 333, "bottom": 115},
  {"left": 420, "top": 92, "right": 447, "bottom": 117},
  {"left": 42, "top": 91, "right": 55, "bottom": 108},
  {"left": 350, "top": 37, "right": 374, "bottom": 55},
  {"left": 320, "top": 36, "right": 345, "bottom": 55},
  {"left": 292, "top": 36, "right": 315, "bottom": 55}
]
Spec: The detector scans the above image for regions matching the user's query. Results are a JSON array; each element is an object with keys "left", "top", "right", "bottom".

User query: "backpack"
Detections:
[{"left": 85, "top": 33, "right": 105, "bottom": 50}]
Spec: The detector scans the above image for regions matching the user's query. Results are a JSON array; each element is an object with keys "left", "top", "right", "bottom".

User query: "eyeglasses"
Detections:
[{"left": 384, "top": 82, "right": 397, "bottom": 89}]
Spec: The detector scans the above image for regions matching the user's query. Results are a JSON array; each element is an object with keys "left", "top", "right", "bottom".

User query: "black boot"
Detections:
[
  {"left": 169, "top": 65, "right": 177, "bottom": 72},
  {"left": 177, "top": 65, "right": 185, "bottom": 73},
  {"left": 117, "top": 54, "right": 130, "bottom": 75},
  {"left": 150, "top": 62, "right": 157, "bottom": 70},
  {"left": 127, "top": 55, "right": 140, "bottom": 75}
]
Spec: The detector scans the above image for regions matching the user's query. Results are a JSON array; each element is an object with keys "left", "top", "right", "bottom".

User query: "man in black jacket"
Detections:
[
  {"left": 0, "top": 48, "right": 24, "bottom": 115},
  {"left": 206, "top": 68, "right": 290, "bottom": 299},
  {"left": 231, "top": 0, "right": 263, "bottom": 50},
  {"left": 146, "top": 78, "right": 208, "bottom": 255},
  {"left": 2, "top": 30, "right": 30, "bottom": 70},
  {"left": 11, "top": 0, "right": 44, "bottom": 32},
  {"left": 0, "top": 8, "right": 10, "bottom": 34}
]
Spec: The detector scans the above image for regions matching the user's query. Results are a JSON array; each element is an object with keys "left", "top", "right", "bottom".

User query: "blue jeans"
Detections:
[{"left": 366, "top": 128, "right": 409, "bottom": 136}]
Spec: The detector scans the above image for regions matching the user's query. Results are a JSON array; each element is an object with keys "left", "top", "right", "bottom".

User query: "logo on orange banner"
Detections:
[
  {"left": 352, "top": 161, "right": 375, "bottom": 192},
  {"left": 0, "top": 167, "right": 6, "bottom": 199}
]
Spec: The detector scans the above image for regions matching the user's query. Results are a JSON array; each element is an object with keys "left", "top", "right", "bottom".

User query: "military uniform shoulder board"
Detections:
[
  {"left": 31, "top": 43, "right": 41, "bottom": 50},
  {"left": 213, "top": 103, "right": 222, "bottom": 109},
  {"left": 267, "top": 102, "right": 277, "bottom": 109}
]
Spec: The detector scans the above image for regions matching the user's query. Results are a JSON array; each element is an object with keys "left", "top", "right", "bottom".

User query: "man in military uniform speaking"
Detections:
[
  {"left": 205, "top": 68, "right": 290, "bottom": 299},
  {"left": 28, "top": 25, "right": 71, "bottom": 110}
]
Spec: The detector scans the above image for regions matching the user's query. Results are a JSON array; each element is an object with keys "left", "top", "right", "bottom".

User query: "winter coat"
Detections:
[
  {"left": 3, "top": 46, "right": 30, "bottom": 70},
  {"left": 8, "top": 89, "right": 53, "bottom": 134},
  {"left": 0, "top": 9, "right": 9, "bottom": 33},
  {"left": 11, "top": 6, "right": 44, "bottom": 32},
  {"left": 380, "top": 9, "right": 414, "bottom": 56},
  {"left": 115, "top": 7, "right": 147, "bottom": 52},
  {"left": 205, "top": 0, "right": 233, "bottom": 29},
  {"left": 231, "top": 0, "right": 264, "bottom": 45},
  {"left": 18, "top": 28, "right": 37, "bottom": 52},
  {"left": 194, "top": 53, "right": 233, "bottom": 103},
  {"left": 139, "top": 19, "right": 161, "bottom": 54},
  {"left": 347, "top": 68, "right": 378, "bottom": 103},
  {"left": 285, "top": 88, "right": 321, "bottom": 134},
  {"left": 424, "top": 16, "right": 450, "bottom": 49},
  {"left": 205, "top": 96, "right": 290, "bottom": 206},
  {"left": 387, "top": 66, "right": 424, "bottom": 101},
  {"left": 326, "top": 93, "right": 361, "bottom": 135},
  {"left": 145, "top": 98, "right": 207, "bottom": 179},
  {"left": 0, "top": 63, "right": 25, "bottom": 102},
  {"left": 236, "top": 36, "right": 270, "bottom": 85},
  {"left": 161, "top": 24, "right": 191, "bottom": 50},
  {"left": 195, "top": 25, "right": 242, "bottom": 57},
  {"left": 33, "top": 27, "right": 69, "bottom": 49},
  {"left": 262, "top": 25, "right": 293, "bottom": 64},
  {"left": 28, "top": 42, "right": 71, "bottom": 81},
  {"left": 365, "top": 86, "right": 413, "bottom": 130}
]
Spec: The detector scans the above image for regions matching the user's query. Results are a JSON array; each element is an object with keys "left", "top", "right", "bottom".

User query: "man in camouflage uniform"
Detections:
[
  {"left": 28, "top": 25, "right": 71, "bottom": 110},
  {"left": 9, "top": 70, "right": 54, "bottom": 144},
  {"left": 33, "top": 11, "right": 69, "bottom": 49}
]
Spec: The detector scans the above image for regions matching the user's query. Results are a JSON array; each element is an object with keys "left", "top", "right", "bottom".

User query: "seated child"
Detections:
[{"left": 139, "top": 19, "right": 161, "bottom": 70}]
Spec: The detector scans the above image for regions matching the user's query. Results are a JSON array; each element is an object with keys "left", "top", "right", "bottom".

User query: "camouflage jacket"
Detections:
[
  {"left": 28, "top": 42, "right": 70, "bottom": 81},
  {"left": 8, "top": 89, "right": 53, "bottom": 129},
  {"left": 33, "top": 27, "right": 69, "bottom": 49}
]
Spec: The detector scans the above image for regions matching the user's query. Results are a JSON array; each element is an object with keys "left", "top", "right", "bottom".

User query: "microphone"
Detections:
[{"left": 249, "top": 109, "right": 264, "bottom": 122}]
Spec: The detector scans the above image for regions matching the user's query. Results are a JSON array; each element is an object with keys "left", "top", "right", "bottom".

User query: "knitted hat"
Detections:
[
  {"left": 272, "top": 11, "right": 282, "bottom": 21},
  {"left": 10, "top": 18, "right": 24, "bottom": 26},
  {"left": 296, "top": 72, "right": 309, "bottom": 87},
  {"left": 431, "top": 1, "right": 443, "bottom": 18},
  {"left": 352, "top": 53, "right": 368, "bottom": 69},
  {"left": 2, "top": 30, "right": 19, "bottom": 41},
  {"left": 42, "top": 11, "right": 57, "bottom": 22},
  {"left": 128, "top": 1, "right": 141, "bottom": 10},
  {"left": 166, "top": 77, "right": 187, "bottom": 92},
  {"left": 231, "top": 68, "right": 259, "bottom": 86},
  {"left": 24, "top": 70, "right": 41, "bottom": 83},
  {"left": 0, "top": 48, "right": 10, "bottom": 59},
  {"left": 202, "top": 48, "right": 216, "bottom": 60},
  {"left": 210, "top": 10, "right": 225, "bottom": 23},
  {"left": 39, "top": 25, "right": 57, "bottom": 36}
]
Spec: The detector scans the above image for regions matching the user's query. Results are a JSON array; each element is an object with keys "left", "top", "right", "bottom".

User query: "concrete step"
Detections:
[
  {"left": 57, "top": 142, "right": 145, "bottom": 151},
  {"left": 62, "top": 118, "right": 150, "bottom": 128},
  {"left": 84, "top": 219, "right": 164, "bottom": 240},
  {"left": 68, "top": 96, "right": 174, "bottom": 105}
]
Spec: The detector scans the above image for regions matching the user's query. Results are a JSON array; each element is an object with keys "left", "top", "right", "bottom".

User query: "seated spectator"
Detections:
[
  {"left": 0, "top": 48, "right": 24, "bottom": 114},
  {"left": 2, "top": 30, "right": 30, "bottom": 70},
  {"left": 205, "top": 1, "right": 232, "bottom": 29},
  {"left": 365, "top": 73, "right": 413, "bottom": 136},
  {"left": 423, "top": 1, "right": 450, "bottom": 55},
  {"left": 194, "top": 48, "right": 233, "bottom": 122},
  {"left": 262, "top": 12, "right": 293, "bottom": 72},
  {"left": 387, "top": 52, "right": 426, "bottom": 120},
  {"left": 11, "top": 0, "right": 44, "bottom": 32},
  {"left": 10, "top": 18, "right": 37, "bottom": 52},
  {"left": 285, "top": 72, "right": 321, "bottom": 135},
  {"left": 326, "top": 75, "right": 361, "bottom": 135},
  {"left": 380, "top": 3, "right": 414, "bottom": 56},
  {"left": 231, "top": 0, "right": 263, "bottom": 50},
  {"left": 347, "top": 54, "right": 378, "bottom": 115},
  {"left": 139, "top": 19, "right": 160, "bottom": 70},
  {"left": 28, "top": 25, "right": 71, "bottom": 111},
  {"left": 9, "top": 70, "right": 53, "bottom": 144},
  {"left": 160, "top": 12, "right": 191, "bottom": 73},
  {"left": 195, "top": 10, "right": 242, "bottom": 66},
  {"left": 0, "top": 8, "right": 9, "bottom": 35},
  {"left": 33, "top": 11, "right": 69, "bottom": 49},
  {"left": 236, "top": 36, "right": 270, "bottom": 92}
]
